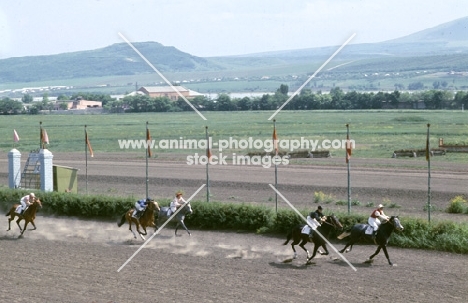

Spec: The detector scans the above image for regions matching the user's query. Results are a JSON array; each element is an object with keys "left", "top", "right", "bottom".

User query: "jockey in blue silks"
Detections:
[{"left": 133, "top": 198, "right": 152, "bottom": 220}]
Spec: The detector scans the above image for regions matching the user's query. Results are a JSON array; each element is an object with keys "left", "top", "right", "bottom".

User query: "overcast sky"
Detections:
[{"left": 0, "top": 0, "right": 466, "bottom": 59}]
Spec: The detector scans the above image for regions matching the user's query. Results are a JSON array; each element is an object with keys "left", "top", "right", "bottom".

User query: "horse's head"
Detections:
[
  {"left": 34, "top": 198, "right": 43, "bottom": 209},
  {"left": 389, "top": 216, "right": 404, "bottom": 231},
  {"left": 327, "top": 214, "right": 343, "bottom": 230},
  {"left": 184, "top": 201, "right": 193, "bottom": 215},
  {"left": 149, "top": 201, "right": 160, "bottom": 212}
]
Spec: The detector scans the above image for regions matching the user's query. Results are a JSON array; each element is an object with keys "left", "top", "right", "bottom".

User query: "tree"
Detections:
[
  {"left": 276, "top": 84, "right": 289, "bottom": 95},
  {"left": 21, "top": 94, "right": 33, "bottom": 104},
  {"left": 0, "top": 98, "right": 23, "bottom": 114}
]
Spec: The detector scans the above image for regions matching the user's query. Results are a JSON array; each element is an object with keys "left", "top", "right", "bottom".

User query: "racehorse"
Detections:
[
  {"left": 117, "top": 201, "right": 160, "bottom": 240},
  {"left": 156, "top": 202, "right": 193, "bottom": 236},
  {"left": 283, "top": 214, "right": 343, "bottom": 263},
  {"left": 338, "top": 216, "right": 404, "bottom": 265},
  {"left": 6, "top": 198, "right": 43, "bottom": 237}
]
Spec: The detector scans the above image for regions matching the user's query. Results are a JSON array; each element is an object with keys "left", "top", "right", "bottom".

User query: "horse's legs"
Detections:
[
  {"left": 177, "top": 221, "right": 191, "bottom": 236},
  {"left": 368, "top": 245, "right": 383, "bottom": 262},
  {"left": 7, "top": 215, "right": 14, "bottom": 231},
  {"left": 16, "top": 218, "right": 23, "bottom": 232},
  {"left": 128, "top": 220, "right": 137, "bottom": 239},
  {"left": 29, "top": 220, "right": 37, "bottom": 230},
  {"left": 320, "top": 243, "right": 329, "bottom": 255},
  {"left": 299, "top": 238, "right": 310, "bottom": 259},
  {"left": 370, "top": 245, "right": 392, "bottom": 265},
  {"left": 20, "top": 221, "right": 29, "bottom": 236}
]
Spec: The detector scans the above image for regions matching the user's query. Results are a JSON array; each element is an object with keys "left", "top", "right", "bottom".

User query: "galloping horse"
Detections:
[
  {"left": 117, "top": 201, "right": 160, "bottom": 240},
  {"left": 283, "top": 214, "right": 343, "bottom": 262},
  {"left": 156, "top": 202, "right": 193, "bottom": 236},
  {"left": 6, "top": 198, "right": 43, "bottom": 237},
  {"left": 338, "top": 216, "right": 404, "bottom": 265}
]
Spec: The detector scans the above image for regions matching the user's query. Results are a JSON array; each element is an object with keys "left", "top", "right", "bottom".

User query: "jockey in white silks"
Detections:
[
  {"left": 168, "top": 191, "right": 186, "bottom": 216},
  {"left": 17, "top": 193, "right": 35, "bottom": 214},
  {"left": 368, "top": 204, "right": 390, "bottom": 238}
]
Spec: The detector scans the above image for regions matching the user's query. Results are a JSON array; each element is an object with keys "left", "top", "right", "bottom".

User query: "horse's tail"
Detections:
[
  {"left": 5, "top": 210, "right": 10, "bottom": 217},
  {"left": 283, "top": 230, "right": 292, "bottom": 245},
  {"left": 117, "top": 213, "right": 126, "bottom": 227}
]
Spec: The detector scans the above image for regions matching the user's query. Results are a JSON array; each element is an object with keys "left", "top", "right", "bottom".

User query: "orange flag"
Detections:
[
  {"left": 207, "top": 146, "right": 212, "bottom": 160},
  {"left": 272, "top": 127, "right": 278, "bottom": 155},
  {"left": 13, "top": 129, "right": 20, "bottom": 142},
  {"left": 42, "top": 129, "right": 49, "bottom": 144},
  {"left": 146, "top": 128, "right": 152, "bottom": 158},
  {"left": 346, "top": 135, "right": 352, "bottom": 163},
  {"left": 85, "top": 129, "right": 94, "bottom": 157}
]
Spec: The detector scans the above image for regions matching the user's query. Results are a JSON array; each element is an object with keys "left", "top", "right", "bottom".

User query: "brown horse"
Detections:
[
  {"left": 117, "top": 201, "right": 160, "bottom": 240},
  {"left": 6, "top": 198, "right": 42, "bottom": 237}
]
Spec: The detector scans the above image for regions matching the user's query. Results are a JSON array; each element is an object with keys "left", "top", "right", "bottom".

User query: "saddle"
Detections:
[
  {"left": 364, "top": 225, "right": 374, "bottom": 235},
  {"left": 15, "top": 205, "right": 28, "bottom": 215}
]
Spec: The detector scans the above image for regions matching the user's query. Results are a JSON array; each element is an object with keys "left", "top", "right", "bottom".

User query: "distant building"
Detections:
[
  {"left": 138, "top": 86, "right": 202, "bottom": 100},
  {"left": 56, "top": 97, "right": 102, "bottom": 110}
]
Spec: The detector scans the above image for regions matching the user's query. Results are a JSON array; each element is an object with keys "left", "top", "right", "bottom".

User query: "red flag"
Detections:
[
  {"left": 146, "top": 128, "right": 152, "bottom": 158},
  {"left": 272, "top": 127, "right": 278, "bottom": 155},
  {"left": 207, "top": 146, "right": 212, "bottom": 160},
  {"left": 346, "top": 135, "right": 352, "bottom": 163},
  {"left": 85, "top": 129, "right": 94, "bottom": 157},
  {"left": 13, "top": 129, "right": 20, "bottom": 142}
]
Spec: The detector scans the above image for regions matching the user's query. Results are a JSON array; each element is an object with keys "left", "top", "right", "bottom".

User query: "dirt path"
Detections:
[{"left": 0, "top": 216, "right": 467, "bottom": 303}]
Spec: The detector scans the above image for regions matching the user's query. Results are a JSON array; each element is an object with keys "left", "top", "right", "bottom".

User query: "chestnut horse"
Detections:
[
  {"left": 117, "top": 201, "right": 160, "bottom": 240},
  {"left": 6, "top": 198, "right": 42, "bottom": 237}
]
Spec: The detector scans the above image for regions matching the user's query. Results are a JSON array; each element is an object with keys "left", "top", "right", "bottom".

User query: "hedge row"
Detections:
[{"left": 1, "top": 189, "right": 467, "bottom": 254}]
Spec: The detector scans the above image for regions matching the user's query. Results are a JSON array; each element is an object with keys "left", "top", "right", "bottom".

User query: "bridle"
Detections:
[{"left": 321, "top": 215, "right": 342, "bottom": 230}]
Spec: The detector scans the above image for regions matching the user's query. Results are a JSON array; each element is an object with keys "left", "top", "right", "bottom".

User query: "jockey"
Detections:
[
  {"left": 304, "top": 206, "right": 325, "bottom": 239},
  {"left": 18, "top": 193, "right": 35, "bottom": 214},
  {"left": 133, "top": 198, "right": 152, "bottom": 220},
  {"left": 167, "top": 191, "right": 186, "bottom": 216},
  {"left": 368, "top": 204, "right": 389, "bottom": 238}
]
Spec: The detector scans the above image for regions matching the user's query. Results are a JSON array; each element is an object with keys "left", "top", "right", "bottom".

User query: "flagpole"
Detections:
[
  {"left": 273, "top": 119, "right": 278, "bottom": 213},
  {"left": 346, "top": 124, "right": 351, "bottom": 215},
  {"left": 40, "top": 121, "right": 43, "bottom": 149},
  {"left": 146, "top": 121, "right": 149, "bottom": 199},
  {"left": 85, "top": 125, "right": 88, "bottom": 194},
  {"left": 205, "top": 126, "right": 210, "bottom": 202},
  {"left": 426, "top": 123, "right": 431, "bottom": 223}
]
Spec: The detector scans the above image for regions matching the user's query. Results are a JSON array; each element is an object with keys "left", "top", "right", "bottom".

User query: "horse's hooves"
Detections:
[
  {"left": 364, "top": 259, "right": 374, "bottom": 264},
  {"left": 320, "top": 252, "right": 329, "bottom": 256},
  {"left": 282, "top": 258, "right": 293, "bottom": 263},
  {"left": 306, "top": 261, "right": 316, "bottom": 266}
]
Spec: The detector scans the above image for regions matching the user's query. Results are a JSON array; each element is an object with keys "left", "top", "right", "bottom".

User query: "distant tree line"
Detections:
[{"left": 2, "top": 85, "right": 468, "bottom": 115}]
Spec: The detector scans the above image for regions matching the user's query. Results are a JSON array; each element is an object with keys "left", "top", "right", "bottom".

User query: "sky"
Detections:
[{"left": 0, "top": 0, "right": 467, "bottom": 59}]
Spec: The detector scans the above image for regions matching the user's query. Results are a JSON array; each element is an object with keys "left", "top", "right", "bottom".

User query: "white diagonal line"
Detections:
[
  {"left": 117, "top": 184, "right": 206, "bottom": 272},
  {"left": 268, "top": 33, "right": 356, "bottom": 121},
  {"left": 268, "top": 184, "right": 357, "bottom": 271},
  {"left": 118, "top": 32, "right": 207, "bottom": 121}
]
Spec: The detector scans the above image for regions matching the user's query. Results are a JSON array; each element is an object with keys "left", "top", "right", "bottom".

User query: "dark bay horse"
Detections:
[
  {"left": 338, "top": 216, "right": 404, "bottom": 265},
  {"left": 156, "top": 202, "right": 193, "bottom": 236},
  {"left": 283, "top": 214, "right": 343, "bottom": 263},
  {"left": 6, "top": 198, "right": 42, "bottom": 237},
  {"left": 117, "top": 201, "right": 160, "bottom": 240}
]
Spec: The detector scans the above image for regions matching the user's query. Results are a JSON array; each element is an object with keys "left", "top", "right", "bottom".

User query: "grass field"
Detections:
[{"left": 2, "top": 110, "right": 468, "bottom": 163}]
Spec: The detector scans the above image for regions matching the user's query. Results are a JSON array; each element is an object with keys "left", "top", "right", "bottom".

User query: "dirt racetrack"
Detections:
[{"left": 1, "top": 152, "right": 468, "bottom": 302}]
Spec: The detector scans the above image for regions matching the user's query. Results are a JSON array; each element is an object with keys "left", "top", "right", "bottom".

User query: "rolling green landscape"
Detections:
[
  {"left": 1, "top": 17, "right": 468, "bottom": 97},
  {"left": 2, "top": 110, "right": 468, "bottom": 164}
]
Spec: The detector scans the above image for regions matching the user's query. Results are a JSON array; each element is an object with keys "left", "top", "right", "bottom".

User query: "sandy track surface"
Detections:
[{"left": 1, "top": 216, "right": 467, "bottom": 303}]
